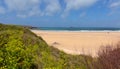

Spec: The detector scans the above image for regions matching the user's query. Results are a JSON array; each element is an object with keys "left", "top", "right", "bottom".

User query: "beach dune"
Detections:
[{"left": 32, "top": 30, "right": 120, "bottom": 56}]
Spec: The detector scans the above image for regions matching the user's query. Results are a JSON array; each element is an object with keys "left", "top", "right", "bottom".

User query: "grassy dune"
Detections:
[
  {"left": 0, "top": 23, "right": 120, "bottom": 69},
  {"left": 0, "top": 24, "right": 92, "bottom": 69}
]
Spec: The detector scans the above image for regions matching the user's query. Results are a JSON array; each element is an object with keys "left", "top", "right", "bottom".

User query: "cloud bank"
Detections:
[
  {"left": 110, "top": 0, "right": 120, "bottom": 9},
  {"left": 64, "top": 0, "right": 98, "bottom": 12},
  {"left": 4, "top": 0, "right": 42, "bottom": 17},
  {"left": 0, "top": 0, "right": 108, "bottom": 18},
  {"left": 61, "top": 0, "right": 97, "bottom": 17},
  {"left": 44, "top": 0, "right": 61, "bottom": 16},
  {"left": 108, "top": 0, "right": 120, "bottom": 15}
]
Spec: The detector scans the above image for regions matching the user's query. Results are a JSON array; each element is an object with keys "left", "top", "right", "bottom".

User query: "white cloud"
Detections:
[
  {"left": 62, "top": 0, "right": 98, "bottom": 17},
  {"left": 108, "top": 0, "right": 120, "bottom": 15},
  {"left": 110, "top": 1, "right": 120, "bottom": 9},
  {"left": 4, "top": 0, "right": 40, "bottom": 11},
  {"left": 3, "top": 0, "right": 61, "bottom": 17},
  {"left": 4, "top": 0, "right": 42, "bottom": 17},
  {"left": 64, "top": 0, "right": 98, "bottom": 12},
  {"left": 44, "top": 0, "right": 61, "bottom": 16},
  {"left": 1, "top": 0, "right": 99, "bottom": 18},
  {"left": 0, "top": 6, "right": 6, "bottom": 14}
]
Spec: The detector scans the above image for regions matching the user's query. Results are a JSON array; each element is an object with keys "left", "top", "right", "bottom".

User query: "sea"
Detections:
[{"left": 33, "top": 27, "right": 120, "bottom": 32}]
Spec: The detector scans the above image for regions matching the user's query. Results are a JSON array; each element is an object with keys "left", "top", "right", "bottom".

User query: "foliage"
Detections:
[
  {"left": 0, "top": 24, "right": 93, "bottom": 69},
  {"left": 1, "top": 23, "right": 120, "bottom": 69},
  {"left": 83, "top": 43, "right": 120, "bottom": 69},
  {"left": 0, "top": 25, "right": 39, "bottom": 68},
  {"left": 5, "top": 24, "right": 120, "bottom": 69},
  {"left": 94, "top": 44, "right": 120, "bottom": 69}
]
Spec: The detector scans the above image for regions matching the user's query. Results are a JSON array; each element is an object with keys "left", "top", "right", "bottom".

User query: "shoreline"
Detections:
[
  {"left": 31, "top": 30, "right": 120, "bottom": 56},
  {"left": 31, "top": 29, "right": 120, "bottom": 32}
]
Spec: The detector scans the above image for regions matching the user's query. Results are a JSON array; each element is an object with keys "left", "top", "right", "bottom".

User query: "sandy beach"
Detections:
[{"left": 32, "top": 30, "right": 120, "bottom": 56}]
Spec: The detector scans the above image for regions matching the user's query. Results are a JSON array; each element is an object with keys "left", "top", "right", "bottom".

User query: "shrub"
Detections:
[
  {"left": 0, "top": 30, "right": 39, "bottom": 69},
  {"left": 0, "top": 24, "right": 96, "bottom": 69},
  {"left": 99, "top": 44, "right": 120, "bottom": 69},
  {"left": 90, "top": 43, "right": 120, "bottom": 69},
  {"left": 0, "top": 24, "right": 43, "bottom": 69}
]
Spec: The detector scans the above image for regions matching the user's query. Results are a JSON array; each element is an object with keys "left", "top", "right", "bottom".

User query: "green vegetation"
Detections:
[
  {"left": 1, "top": 23, "right": 119, "bottom": 69},
  {"left": 0, "top": 24, "right": 92, "bottom": 69}
]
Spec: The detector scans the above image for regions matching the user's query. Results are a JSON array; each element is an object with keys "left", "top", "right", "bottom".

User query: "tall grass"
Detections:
[
  {"left": 96, "top": 43, "right": 120, "bottom": 69},
  {"left": 85, "top": 43, "right": 120, "bottom": 69}
]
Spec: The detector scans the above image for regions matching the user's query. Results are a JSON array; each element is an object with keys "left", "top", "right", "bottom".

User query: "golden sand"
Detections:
[{"left": 32, "top": 30, "right": 120, "bottom": 56}]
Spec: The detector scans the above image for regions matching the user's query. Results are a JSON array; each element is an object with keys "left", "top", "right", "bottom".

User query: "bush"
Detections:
[
  {"left": 87, "top": 43, "right": 120, "bottom": 69},
  {"left": 0, "top": 24, "right": 96, "bottom": 69},
  {"left": 0, "top": 24, "right": 78, "bottom": 69},
  {"left": 96, "top": 43, "right": 120, "bottom": 69},
  {"left": 0, "top": 30, "right": 39, "bottom": 69},
  {"left": 0, "top": 24, "right": 45, "bottom": 69}
]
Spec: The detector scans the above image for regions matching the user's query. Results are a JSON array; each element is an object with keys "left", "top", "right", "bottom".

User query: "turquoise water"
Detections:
[{"left": 33, "top": 27, "right": 120, "bottom": 31}]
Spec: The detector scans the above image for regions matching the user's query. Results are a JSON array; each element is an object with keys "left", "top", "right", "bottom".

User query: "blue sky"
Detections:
[{"left": 0, "top": 0, "right": 120, "bottom": 27}]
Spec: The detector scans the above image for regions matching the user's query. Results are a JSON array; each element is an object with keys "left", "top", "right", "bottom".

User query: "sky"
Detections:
[{"left": 0, "top": 0, "right": 120, "bottom": 27}]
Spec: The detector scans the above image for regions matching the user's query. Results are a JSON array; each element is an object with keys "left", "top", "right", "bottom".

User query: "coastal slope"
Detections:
[{"left": 0, "top": 24, "right": 91, "bottom": 69}]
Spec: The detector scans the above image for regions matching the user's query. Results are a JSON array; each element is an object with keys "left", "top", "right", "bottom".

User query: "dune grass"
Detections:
[
  {"left": 0, "top": 23, "right": 120, "bottom": 69},
  {"left": 0, "top": 24, "right": 92, "bottom": 69}
]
